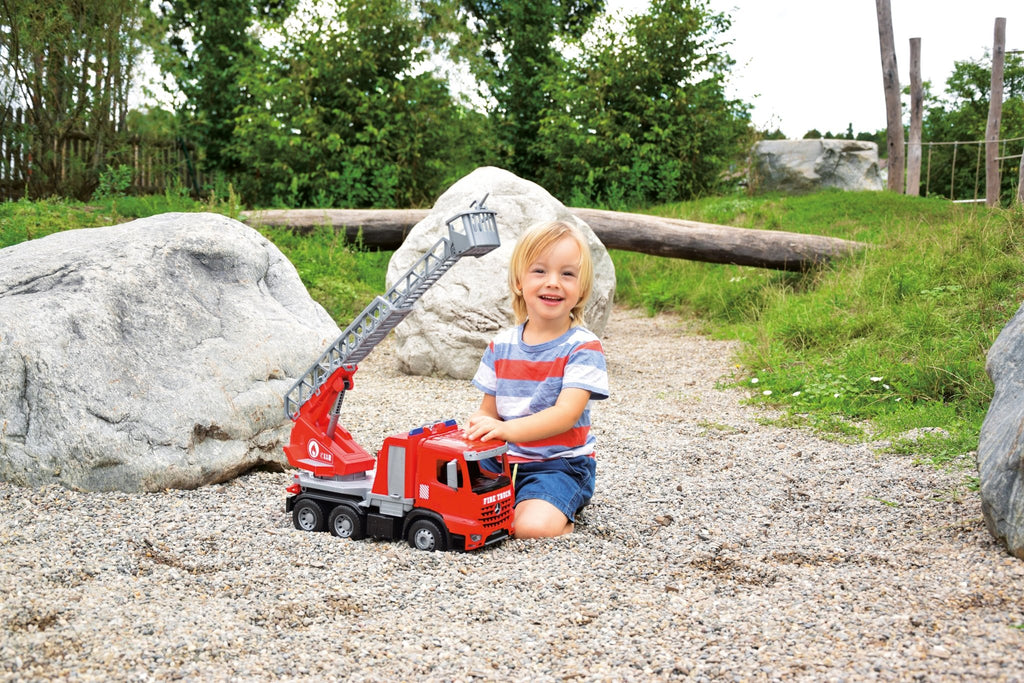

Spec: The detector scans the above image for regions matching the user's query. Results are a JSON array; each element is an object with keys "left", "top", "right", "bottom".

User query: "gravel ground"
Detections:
[{"left": 2, "top": 306, "right": 1022, "bottom": 682}]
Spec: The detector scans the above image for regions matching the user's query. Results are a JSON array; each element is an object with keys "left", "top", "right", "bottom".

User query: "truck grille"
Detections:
[{"left": 481, "top": 500, "right": 512, "bottom": 529}]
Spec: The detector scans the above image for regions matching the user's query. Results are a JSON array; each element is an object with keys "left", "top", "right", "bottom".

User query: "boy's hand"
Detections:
[
  {"left": 466, "top": 387, "right": 591, "bottom": 444},
  {"left": 465, "top": 414, "right": 507, "bottom": 443}
]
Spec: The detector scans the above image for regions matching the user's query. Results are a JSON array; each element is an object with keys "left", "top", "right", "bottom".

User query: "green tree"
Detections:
[
  {"left": 152, "top": 0, "right": 296, "bottom": 178},
  {"left": 0, "top": 0, "right": 146, "bottom": 198},
  {"left": 532, "top": 0, "right": 751, "bottom": 207},
  {"left": 921, "top": 52, "right": 1024, "bottom": 201},
  {"left": 229, "top": 0, "right": 495, "bottom": 207},
  {"left": 855, "top": 129, "right": 886, "bottom": 152},
  {"left": 452, "top": 0, "right": 605, "bottom": 179}
]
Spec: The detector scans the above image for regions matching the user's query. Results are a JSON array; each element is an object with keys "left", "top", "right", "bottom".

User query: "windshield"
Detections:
[{"left": 468, "top": 451, "right": 511, "bottom": 495}]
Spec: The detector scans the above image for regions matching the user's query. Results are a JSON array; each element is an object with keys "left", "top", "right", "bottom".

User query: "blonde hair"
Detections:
[{"left": 508, "top": 220, "right": 594, "bottom": 326}]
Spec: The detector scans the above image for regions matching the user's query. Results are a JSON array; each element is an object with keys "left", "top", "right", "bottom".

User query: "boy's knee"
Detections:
[
  {"left": 514, "top": 519, "right": 573, "bottom": 539},
  {"left": 513, "top": 499, "right": 573, "bottom": 538}
]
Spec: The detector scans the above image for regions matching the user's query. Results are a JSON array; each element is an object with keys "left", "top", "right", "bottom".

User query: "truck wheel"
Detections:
[
  {"left": 407, "top": 518, "right": 447, "bottom": 552},
  {"left": 328, "top": 504, "right": 365, "bottom": 540},
  {"left": 292, "top": 498, "right": 325, "bottom": 532}
]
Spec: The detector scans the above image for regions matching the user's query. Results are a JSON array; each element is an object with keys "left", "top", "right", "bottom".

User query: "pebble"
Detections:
[{"left": 1, "top": 307, "right": 1022, "bottom": 680}]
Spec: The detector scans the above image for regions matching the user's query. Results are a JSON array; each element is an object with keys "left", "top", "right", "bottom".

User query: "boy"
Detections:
[{"left": 466, "top": 221, "right": 608, "bottom": 538}]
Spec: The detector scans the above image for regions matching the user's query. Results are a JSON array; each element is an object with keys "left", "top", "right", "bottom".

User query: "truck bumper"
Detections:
[
  {"left": 458, "top": 527, "right": 510, "bottom": 551},
  {"left": 484, "top": 529, "right": 510, "bottom": 546}
]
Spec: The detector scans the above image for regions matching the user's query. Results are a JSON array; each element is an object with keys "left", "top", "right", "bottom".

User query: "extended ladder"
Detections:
[{"left": 284, "top": 196, "right": 500, "bottom": 420}]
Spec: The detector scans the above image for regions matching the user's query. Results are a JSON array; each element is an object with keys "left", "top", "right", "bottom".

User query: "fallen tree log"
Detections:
[
  {"left": 242, "top": 208, "right": 426, "bottom": 250},
  {"left": 241, "top": 207, "right": 868, "bottom": 271},
  {"left": 571, "top": 208, "right": 867, "bottom": 271}
]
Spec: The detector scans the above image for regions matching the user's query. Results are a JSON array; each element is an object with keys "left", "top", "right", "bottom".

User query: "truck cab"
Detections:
[{"left": 371, "top": 420, "right": 514, "bottom": 551}]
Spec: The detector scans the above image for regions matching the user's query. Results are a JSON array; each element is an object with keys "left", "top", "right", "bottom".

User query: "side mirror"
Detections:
[{"left": 445, "top": 460, "right": 460, "bottom": 489}]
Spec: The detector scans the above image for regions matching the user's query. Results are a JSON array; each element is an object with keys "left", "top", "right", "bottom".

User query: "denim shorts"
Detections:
[{"left": 503, "top": 455, "right": 597, "bottom": 522}]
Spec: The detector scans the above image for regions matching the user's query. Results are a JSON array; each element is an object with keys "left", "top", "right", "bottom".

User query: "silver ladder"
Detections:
[{"left": 284, "top": 196, "right": 500, "bottom": 420}]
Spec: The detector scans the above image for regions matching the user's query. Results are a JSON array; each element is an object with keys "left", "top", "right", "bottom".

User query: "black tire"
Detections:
[
  {"left": 292, "top": 498, "right": 326, "bottom": 532},
  {"left": 406, "top": 518, "right": 448, "bottom": 552},
  {"left": 328, "top": 504, "right": 365, "bottom": 540}
]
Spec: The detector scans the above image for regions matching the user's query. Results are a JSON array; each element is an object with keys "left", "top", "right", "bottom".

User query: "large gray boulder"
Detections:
[
  {"left": 751, "top": 139, "right": 884, "bottom": 194},
  {"left": 0, "top": 213, "right": 339, "bottom": 492},
  {"left": 979, "top": 302, "right": 1024, "bottom": 558},
  {"left": 388, "top": 167, "right": 616, "bottom": 379}
]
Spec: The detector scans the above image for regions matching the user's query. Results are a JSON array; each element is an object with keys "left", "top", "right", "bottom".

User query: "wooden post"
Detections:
[
  {"left": 925, "top": 142, "right": 933, "bottom": 195},
  {"left": 876, "top": 0, "right": 905, "bottom": 193},
  {"left": 1018, "top": 144, "right": 1024, "bottom": 205},
  {"left": 986, "top": 17, "right": 1006, "bottom": 207},
  {"left": 906, "top": 38, "right": 923, "bottom": 196},
  {"left": 950, "top": 142, "right": 958, "bottom": 198},
  {"left": 975, "top": 143, "right": 983, "bottom": 200}
]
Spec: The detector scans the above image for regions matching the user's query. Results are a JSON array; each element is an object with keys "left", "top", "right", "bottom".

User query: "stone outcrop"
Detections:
[
  {"left": 0, "top": 213, "right": 339, "bottom": 492},
  {"left": 750, "top": 139, "right": 884, "bottom": 194},
  {"left": 388, "top": 167, "right": 617, "bottom": 379},
  {"left": 978, "top": 302, "right": 1024, "bottom": 558}
]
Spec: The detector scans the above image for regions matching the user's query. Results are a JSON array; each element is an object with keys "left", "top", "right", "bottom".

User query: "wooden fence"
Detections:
[{"left": 0, "top": 108, "right": 203, "bottom": 201}]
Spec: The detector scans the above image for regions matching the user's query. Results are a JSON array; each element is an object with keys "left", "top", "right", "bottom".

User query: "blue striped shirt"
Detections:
[{"left": 472, "top": 324, "right": 609, "bottom": 461}]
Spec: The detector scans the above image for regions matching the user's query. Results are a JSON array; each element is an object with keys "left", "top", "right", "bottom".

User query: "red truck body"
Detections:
[{"left": 284, "top": 389, "right": 514, "bottom": 551}]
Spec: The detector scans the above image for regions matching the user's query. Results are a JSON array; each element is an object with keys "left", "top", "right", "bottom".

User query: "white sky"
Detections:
[{"left": 611, "top": 0, "right": 1023, "bottom": 138}]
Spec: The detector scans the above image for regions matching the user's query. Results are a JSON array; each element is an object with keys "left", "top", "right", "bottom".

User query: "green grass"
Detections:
[
  {"left": 256, "top": 226, "right": 390, "bottom": 321},
  {"left": 614, "top": 189, "right": 1024, "bottom": 471},
  {"left": 3, "top": 188, "right": 1020, "bottom": 476},
  {"left": 0, "top": 194, "right": 387, "bottom": 324},
  {"left": 0, "top": 191, "right": 237, "bottom": 248}
]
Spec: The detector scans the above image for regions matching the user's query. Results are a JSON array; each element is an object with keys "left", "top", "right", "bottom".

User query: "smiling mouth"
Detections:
[{"left": 539, "top": 294, "right": 564, "bottom": 302}]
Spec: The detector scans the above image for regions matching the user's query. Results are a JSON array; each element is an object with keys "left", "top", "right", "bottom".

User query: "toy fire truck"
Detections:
[{"left": 281, "top": 196, "right": 514, "bottom": 551}]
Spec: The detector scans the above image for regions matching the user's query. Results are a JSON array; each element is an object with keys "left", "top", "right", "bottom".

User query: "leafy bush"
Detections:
[
  {"left": 534, "top": 0, "right": 752, "bottom": 208},
  {"left": 93, "top": 164, "right": 134, "bottom": 200},
  {"left": 225, "top": 1, "right": 497, "bottom": 208}
]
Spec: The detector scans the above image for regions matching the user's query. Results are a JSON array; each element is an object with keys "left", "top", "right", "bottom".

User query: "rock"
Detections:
[
  {"left": 750, "top": 139, "right": 884, "bottom": 194},
  {"left": 979, "top": 302, "right": 1024, "bottom": 558},
  {"left": 0, "top": 213, "right": 340, "bottom": 492},
  {"left": 387, "top": 167, "right": 617, "bottom": 379}
]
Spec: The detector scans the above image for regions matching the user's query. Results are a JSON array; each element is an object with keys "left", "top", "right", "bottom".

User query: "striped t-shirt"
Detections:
[{"left": 471, "top": 324, "right": 609, "bottom": 462}]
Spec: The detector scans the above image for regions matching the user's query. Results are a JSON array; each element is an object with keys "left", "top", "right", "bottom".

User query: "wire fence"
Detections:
[{"left": 913, "top": 135, "right": 1024, "bottom": 203}]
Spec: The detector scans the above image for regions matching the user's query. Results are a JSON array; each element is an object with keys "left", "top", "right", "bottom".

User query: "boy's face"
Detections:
[{"left": 517, "top": 235, "right": 582, "bottom": 328}]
